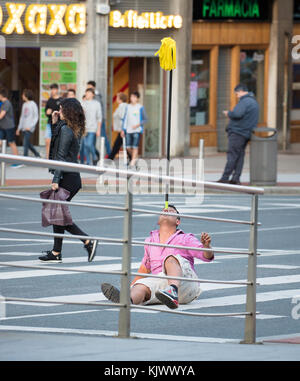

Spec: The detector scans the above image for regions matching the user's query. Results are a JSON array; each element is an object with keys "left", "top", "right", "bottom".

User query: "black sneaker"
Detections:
[
  {"left": 84, "top": 240, "right": 98, "bottom": 262},
  {"left": 39, "top": 250, "right": 62, "bottom": 263},
  {"left": 101, "top": 283, "right": 120, "bottom": 303},
  {"left": 155, "top": 285, "right": 179, "bottom": 309},
  {"left": 216, "top": 179, "right": 230, "bottom": 184}
]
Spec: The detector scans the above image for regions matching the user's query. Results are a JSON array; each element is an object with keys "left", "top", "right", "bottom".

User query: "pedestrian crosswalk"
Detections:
[{"left": 1, "top": 249, "right": 299, "bottom": 324}]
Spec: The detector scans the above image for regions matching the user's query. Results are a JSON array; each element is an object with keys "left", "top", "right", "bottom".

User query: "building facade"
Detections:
[
  {"left": 0, "top": 0, "right": 86, "bottom": 145},
  {"left": 0, "top": 0, "right": 298, "bottom": 156},
  {"left": 106, "top": 0, "right": 192, "bottom": 157},
  {"left": 191, "top": 0, "right": 296, "bottom": 154}
]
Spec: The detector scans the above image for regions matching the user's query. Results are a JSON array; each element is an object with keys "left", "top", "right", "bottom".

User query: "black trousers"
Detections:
[
  {"left": 52, "top": 172, "right": 88, "bottom": 253},
  {"left": 108, "top": 132, "right": 132, "bottom": 161},
  {"left": 221, "top": 132, "right": 249, "bottom": 182}
]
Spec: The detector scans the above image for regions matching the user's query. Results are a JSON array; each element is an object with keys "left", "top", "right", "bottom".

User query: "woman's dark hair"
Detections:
[
  {"left": 23, "top": 89, "right": 34, "bottom": 100},
  {"left": 60, "top": 98, "right": 86, "bottom": 138}
]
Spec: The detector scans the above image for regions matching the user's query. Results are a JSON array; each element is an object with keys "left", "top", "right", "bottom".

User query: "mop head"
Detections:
[{"left": 155, "top": 37, "right": 176, "bottom": 71}]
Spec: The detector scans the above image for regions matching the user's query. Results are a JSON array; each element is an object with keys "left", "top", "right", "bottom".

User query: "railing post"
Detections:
[
  {"left": 199, "top": 138, "right": 204, "bottom": 160},
  {"left": 118, "top": 177, "right": 133, "bottom": 338},
  {"left": 242, "top": 194, "right": 258, "bottom": 344},
  {"left": 1, "top": 140, "right": 7, "bottom": 187},
  {"left": 100, "top": 136, "right": 105, "bottom": 167},
  {"left": 122, "top": 137, "right": 127, "bottom": 167}
]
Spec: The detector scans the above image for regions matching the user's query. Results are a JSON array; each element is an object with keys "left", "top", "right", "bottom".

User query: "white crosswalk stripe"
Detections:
[
  {"left": 1, "top": 249, "right": 300, "bottom": 337},
  {"left": 1, "top": 254, "right": 300, "bottom": 318}
]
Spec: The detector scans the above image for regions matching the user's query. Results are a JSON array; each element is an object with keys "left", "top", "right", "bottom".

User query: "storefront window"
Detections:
[
  {"left": 190, "top": 51, "right": 210, "bottom": 126},
  {"left": 291, "top": 64, "right": 300, "bottom": 121},
  {"left": 240, "top": 50, "right": 265, "bottom": 123},
  {"left": 292, "top": 64, "right": 300, "bottom": 108}
]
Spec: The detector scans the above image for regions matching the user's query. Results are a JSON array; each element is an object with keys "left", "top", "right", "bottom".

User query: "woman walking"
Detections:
[
  {"left": 16, "top": 89, "right": 40, "bottom": 158},
  {"left": 39, "top": 98, "right": 98, "bottom": 263}
]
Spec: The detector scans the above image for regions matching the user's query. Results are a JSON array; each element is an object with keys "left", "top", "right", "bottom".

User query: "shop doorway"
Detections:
[
  {"left": 0, "top": 47, "right": 40, "bottom": 146},
  {"left": 107, "top": 56, "right": 163, "bottom": 157}
]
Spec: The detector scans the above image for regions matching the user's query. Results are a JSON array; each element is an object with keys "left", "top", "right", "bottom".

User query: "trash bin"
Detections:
[{"left": 250, "top": 127, "right": 277, "bottom": 186}]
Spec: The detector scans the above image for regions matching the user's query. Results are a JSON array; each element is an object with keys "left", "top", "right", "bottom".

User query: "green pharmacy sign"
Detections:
[{"left": 193, "top": 0, "right": 271, "bottom": 21}]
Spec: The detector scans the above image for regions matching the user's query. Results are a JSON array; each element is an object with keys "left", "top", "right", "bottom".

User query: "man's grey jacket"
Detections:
[{"left": 227, "top": 93, "right": 259, "bottom": 140}]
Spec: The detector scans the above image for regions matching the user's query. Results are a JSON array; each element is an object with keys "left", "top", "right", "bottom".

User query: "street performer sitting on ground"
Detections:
[{"left": 101, "top": 204, "right": 214, "bottom": 309}]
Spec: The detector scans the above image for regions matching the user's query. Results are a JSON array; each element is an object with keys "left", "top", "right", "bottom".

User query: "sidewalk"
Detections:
[
  {"left": 1, "top": 147, "right": 300, "bottom": 194},
  {"left": 1, "top": 329, "right": 300, "bottom": 361}
]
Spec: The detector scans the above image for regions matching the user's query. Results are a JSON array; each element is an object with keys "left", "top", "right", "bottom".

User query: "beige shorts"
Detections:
[{"left": 132, "top": 254, "right": 202, "bottom": 305}]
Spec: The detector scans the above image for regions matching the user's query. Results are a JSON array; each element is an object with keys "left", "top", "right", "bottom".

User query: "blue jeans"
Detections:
[
  {"left": 23, "top": 130, "right": 40, "bottom": 157},
  {"left": 84, "top": 132, "right": 97, "bottom": 165}
]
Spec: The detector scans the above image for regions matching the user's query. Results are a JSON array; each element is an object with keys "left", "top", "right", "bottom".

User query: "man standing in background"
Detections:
[
  {"left": 217, "top": 84, "right": 259, "bottom": 185},
  {"left": 86, "top": 81, "right": 111, "bottom": 158},
  {"left": 16, "top": 89, "right": 40, "bottom": 158},
  {"left": 81, "top": 88, "right": 102, "bottom": 165}
]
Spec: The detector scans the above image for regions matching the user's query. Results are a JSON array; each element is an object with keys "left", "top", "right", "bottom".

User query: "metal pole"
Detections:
[
  {"left": 99, "top": 136, "right": 105, "bottom": 167},
  {"left": 199, "top": 138, "right": 204, "bottom": 160},
  {"left": 1, "top": 140, "right": 7, "bottom": 187},
  {"left": 242, "top": 194, "right": 258, "bottom": 344},
  {"left": 118, "top": 178, "right": 133, "bottom": 338},
  {"left": 165, "top": 69, "right": 173, "bottom": 208},
  {"left": 123, "top": 137, "right": 127, "bottom": 167}
]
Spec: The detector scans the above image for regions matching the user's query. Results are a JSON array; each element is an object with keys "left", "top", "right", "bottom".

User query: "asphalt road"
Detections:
[{"left": 0, "top": 191, "right": 299, "bottom": 347}]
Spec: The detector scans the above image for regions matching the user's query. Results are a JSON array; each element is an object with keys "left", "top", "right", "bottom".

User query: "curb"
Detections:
[{"left": 1, "top": 184, "right": 300, "bottom": 195}]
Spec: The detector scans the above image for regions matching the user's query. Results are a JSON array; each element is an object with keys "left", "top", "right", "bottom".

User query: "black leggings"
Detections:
[
  {"left": 52, "top": 173, "right": 88, "bottom": 253},
  {"left": 108, "top": 133, "right": 132, "bottom": 161}
]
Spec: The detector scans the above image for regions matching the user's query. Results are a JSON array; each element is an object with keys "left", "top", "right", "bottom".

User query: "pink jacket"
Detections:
[{"left": 142, "top": 229, "right": 214, "bottom": 274}]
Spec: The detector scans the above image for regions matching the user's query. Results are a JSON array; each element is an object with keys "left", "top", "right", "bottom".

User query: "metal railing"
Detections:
[
  {"left": 0, "top": 140, "right": 6, "bottom": 187},
  {"left": 0, "top": 153, "right": 264, "bottom": 344}
]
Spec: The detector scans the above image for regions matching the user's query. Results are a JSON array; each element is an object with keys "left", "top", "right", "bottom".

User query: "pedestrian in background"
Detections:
[
  {"left": 0, "top": 87, "right": 20, "bottom": 167},
  {"left": 67, "top": 89, "right": 76, "bottom": 98},
  {"left": 39, "top": 98, "right": 98, "bottom": 263},
  {"left": 217, "top": 84, "right": 259, "bottom": 185},
  {"left": 86, "top": 81, "right": 111, "bottom": 158},
  {"left": 81, "top": 88, "right": 102, "bottom": 165},
  {"left": 45, "top": 83, "right": 62, "bottom": 159},
  {"left": 122, "top": 91, "right": 148, "bottom": 168},
  {"left": 16, "top": 89, "right": 40, "bottom": 158},
  {"left": 108, "top": 92, "right": 129, "bottom": 161}
]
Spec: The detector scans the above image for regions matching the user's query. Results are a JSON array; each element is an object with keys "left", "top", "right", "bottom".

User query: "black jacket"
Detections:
[
  {"left": 49, "top": 121, "right": 81, "bottom": 183},
  {"left": 227, "top": 93, "right": 259, "bottom": 139}
]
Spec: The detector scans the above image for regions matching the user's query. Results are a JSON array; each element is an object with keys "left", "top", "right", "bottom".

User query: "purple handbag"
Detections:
[{"left": 40, "top": 187, "right": 73, "bottom": 227}]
